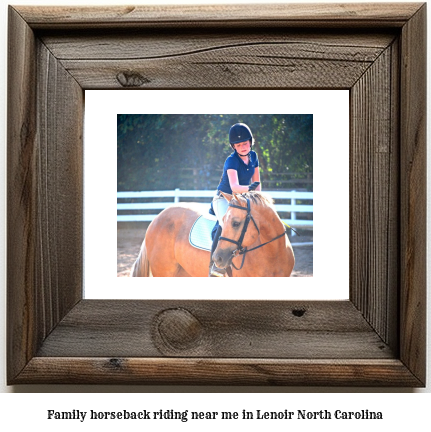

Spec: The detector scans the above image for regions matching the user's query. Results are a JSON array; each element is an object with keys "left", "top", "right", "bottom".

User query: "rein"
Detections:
[{"left": 219, "top": 196, "right": 288, "bottom": 271}]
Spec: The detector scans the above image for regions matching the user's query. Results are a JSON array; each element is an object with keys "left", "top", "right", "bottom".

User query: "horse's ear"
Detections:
[
  {"left": 220, "top": 191, "right": 233, "bottom": 202},
  {"left": 232, "top": 192, "right": 245, "bottom": 207}
]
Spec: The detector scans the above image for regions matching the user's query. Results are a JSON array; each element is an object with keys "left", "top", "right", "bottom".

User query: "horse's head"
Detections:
[{"left": 212, "top": 191, "right": 262, "bottom": 269}]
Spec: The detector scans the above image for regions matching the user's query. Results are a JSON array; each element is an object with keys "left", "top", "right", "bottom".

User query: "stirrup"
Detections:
[{"left": 209, "top": 263, "right": 226, "bottom": 277}]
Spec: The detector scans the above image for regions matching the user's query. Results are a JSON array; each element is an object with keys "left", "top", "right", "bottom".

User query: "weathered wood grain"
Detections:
[
  {"left": 42, "top": 31, "right": 395, "bottom": 89},
  {"left": 16, "top": 3, "right": 423, "bottom": 29},
  {"left": 60, "top": 47, "right": 383, "bottom": 89},
  {"left": 399, "top": 3, "right": 427, "bottom": 385},
  {"left": 35, "top": 39, "right": 84, "bottom": 333},
  {"left": 7, "top": 3, "right": 426, "bottom": 386},
  {"left": 36, "top": 300, "right": 393, "bottom": 359},
  {"left": 7, "top": 6, "right": 38, "bottom": 382},
  {"left": 350, "top": 45, "right": 399, "bottom": 346},
  {"left": 386, "top": 37, "right": 401, "bottom": 357},
  {"left": 41, "top": 31, "right": 395, "bottom": 60},
  {"left": 7, "top": 7, "right": 83, "bottom": 382},
  {"left": 60, "top": 57, "right": 372, "bottom": 89},
  {"left": 16, "top": 358, "right": 423, "bottom": 387}
]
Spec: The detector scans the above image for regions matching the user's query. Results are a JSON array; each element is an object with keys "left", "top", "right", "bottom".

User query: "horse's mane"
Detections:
[{"left": 232, "top": 191, "right": 275, "bottom": 209}]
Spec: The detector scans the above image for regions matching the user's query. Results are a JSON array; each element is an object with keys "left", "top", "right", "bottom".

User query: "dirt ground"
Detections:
[{"left": 117, "top": 227, "right": 313, "bottom": 277}]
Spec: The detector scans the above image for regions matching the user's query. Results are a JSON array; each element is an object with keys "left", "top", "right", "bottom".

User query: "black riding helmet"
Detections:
[{"left": 229, "top": 123, "right": 253, "bottom": 147}]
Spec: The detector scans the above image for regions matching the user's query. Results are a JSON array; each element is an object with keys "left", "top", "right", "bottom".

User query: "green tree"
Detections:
[{"left": 117, "top": 114, "right": 312, "bottom": 191}]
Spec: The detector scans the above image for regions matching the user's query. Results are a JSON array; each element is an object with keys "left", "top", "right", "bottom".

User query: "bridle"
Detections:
[{"left": 219, "top": 196, "right": 288, "bottom": 270}]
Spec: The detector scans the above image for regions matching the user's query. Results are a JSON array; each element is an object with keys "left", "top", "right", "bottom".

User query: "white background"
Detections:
[
  {"left": 84, "top": 90, "right": 349, "bottom": 300},
  {"left": 0, "top": 0, "right": 430, "bottom": 426}
]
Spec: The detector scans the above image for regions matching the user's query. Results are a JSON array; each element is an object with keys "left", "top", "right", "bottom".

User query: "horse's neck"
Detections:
[
  {"left": 239, "top": 209, "right": 289, "bottom": 272},
  {"left": 228, "top": 203, "right": 295, "bottom": 277},
  {"left": 257, "top": 214, "right": 286, "bottom": 256},
  {"left": 239, "top": 233, "right": 290, "bottom": 277}
]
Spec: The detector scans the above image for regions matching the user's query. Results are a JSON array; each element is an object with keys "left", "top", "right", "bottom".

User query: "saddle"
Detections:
[
  {"left": 189, "top": 214, "right": 217, "bottom": 251},
  {"left": 189, "top": 213, "right": 233, "bottom": 277}
]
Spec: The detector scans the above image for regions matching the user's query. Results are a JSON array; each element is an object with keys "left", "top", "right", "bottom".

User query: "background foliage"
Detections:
[{"left": 117, "top": 114, "right": 313, "bottom": 191}]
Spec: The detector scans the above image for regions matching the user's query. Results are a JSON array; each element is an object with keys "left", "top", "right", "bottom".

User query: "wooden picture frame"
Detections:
[{"left": 7, "top": 3, "right": 426, "bottom": 386}]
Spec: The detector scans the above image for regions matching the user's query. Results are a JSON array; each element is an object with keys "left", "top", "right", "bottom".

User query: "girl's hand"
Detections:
[{"left": 248, "top": 181, "right": 260, "bottom": 191}]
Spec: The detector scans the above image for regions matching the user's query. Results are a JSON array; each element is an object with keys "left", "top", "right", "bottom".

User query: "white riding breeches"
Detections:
[{"left": 212, "top": 193, "right": 229, "bottom": 227}]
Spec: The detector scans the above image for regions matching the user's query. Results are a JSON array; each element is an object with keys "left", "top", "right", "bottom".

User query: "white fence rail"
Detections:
[{"left": 117, "top": 189, "right": 313, "bottom": 228}]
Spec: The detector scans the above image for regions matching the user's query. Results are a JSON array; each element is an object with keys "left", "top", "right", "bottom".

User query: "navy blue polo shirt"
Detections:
[{"left": 217, "top": 151, "right": 259, "bottom": 194}]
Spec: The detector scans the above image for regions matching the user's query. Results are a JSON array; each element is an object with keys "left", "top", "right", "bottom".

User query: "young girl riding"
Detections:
[{"left": 209, "top": 122, "right": 261, "bottom": 277}]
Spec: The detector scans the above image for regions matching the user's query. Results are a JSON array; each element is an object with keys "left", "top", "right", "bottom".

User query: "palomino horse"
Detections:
[{"left": 130, "top": 191, "right": 295, "bottom": 277}]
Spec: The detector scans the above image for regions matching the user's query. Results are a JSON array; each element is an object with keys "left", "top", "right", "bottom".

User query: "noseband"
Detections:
[{"left": 219, "top": 196, "right": 288, "bottom": 270}]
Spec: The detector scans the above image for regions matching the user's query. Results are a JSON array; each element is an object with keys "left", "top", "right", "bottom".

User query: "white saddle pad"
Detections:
[{"left": 189, "top": 214, "right": 217, "bottom": 251}]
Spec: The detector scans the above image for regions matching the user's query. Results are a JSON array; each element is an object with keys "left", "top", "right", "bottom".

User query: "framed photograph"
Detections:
[{"left": 7, "top": 3, "right": 426, "bottom": 386}]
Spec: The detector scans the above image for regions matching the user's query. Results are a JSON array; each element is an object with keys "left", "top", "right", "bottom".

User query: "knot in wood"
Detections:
[
  {"left": 154, "top": 308, "right": 203, "bottom": 351},
  {"left": 292, "top": 308, "right": 306, "bottom": 317},
  {"left": 108, "top": 358, "right": 123, "bottom": 369},
  {"left": 116, "top": 71, "right": 150, "bottom": 87}
]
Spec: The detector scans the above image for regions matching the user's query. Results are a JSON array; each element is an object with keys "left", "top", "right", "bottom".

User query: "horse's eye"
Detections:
[{"left": 232, "top": 220, "right": 241, "bottom": 228}]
